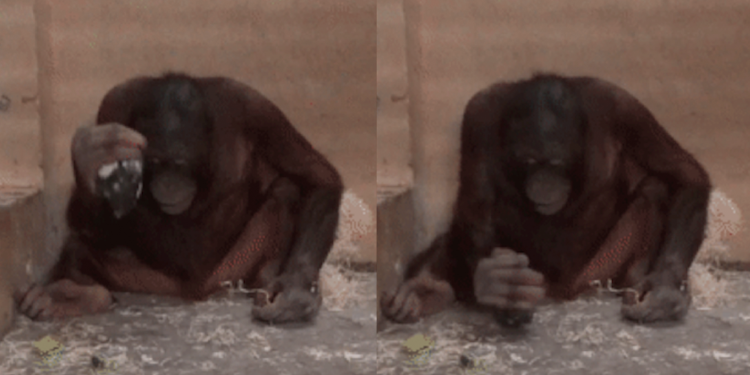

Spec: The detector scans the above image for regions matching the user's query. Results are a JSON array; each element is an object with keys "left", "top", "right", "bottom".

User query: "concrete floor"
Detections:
[
  {"left": 0, "top": 273, "right": 377, "bottom": 375},
  {"left": 377, "top": 270, "right": 750, "bottom": 375}
]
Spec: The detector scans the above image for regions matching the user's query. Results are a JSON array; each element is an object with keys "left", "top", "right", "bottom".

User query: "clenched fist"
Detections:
[{"left": 474, "top": 248, "right": 546, "bottom": 327}]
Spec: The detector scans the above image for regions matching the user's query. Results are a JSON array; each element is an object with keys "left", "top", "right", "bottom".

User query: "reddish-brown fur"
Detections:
[
  {"left": 381, "top": 74, "right": 710, "bottom": 325},
  {"left": 16, "top": 73, "right": 343, "bottom": 324}
]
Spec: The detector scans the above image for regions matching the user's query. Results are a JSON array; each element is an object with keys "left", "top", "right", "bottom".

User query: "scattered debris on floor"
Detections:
[
  {"left": 378, "top": 271, "right": 750, "bottom": 375},
  {"left": 689, "top": 188, "right": 743, "bottom": 309},
  {"left": 2, "top": 283, "right": 377, "bottom": 375},
  {"left": 0, "top": 189, "right": 377, "bottom": 375},
  {"left": 378, "top": 188, "right": 748, "bottom": 375},
  {"left": 321, "top": 190, "right": 376, "bottom": 311}
]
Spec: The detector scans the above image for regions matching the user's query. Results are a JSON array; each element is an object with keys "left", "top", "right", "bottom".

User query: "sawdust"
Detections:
[
  {"left": 0, "top": 189, "right": 376, "bottom": 374},
  {"left": 688, "top": 189, "right": 743, "bottom": 309},
  {"left": 320, "top": 189, "right": 375, "bottom": 310},
  {"left": 376, "top": 189, "right": 748, "bottom": 375},
  {"left": 0, "top": 276, "right": 376, "bottom": 374},
  {"left": 377, "top": 285, "right": 750, "bottom": 374}
]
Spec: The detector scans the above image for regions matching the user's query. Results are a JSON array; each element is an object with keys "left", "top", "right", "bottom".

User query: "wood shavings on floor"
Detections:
[
  {"left": 320, "top": 189, "right": 375, "bottom": 311},
  {"left": 0, "top": 272, "right": 377, "bottom": 375},
  {"left": 0, "top": 189, "right": 376, "bottom": 375},
  {"left": 378, "top": 275, "right": 750, "bottom": 375},
  {"left": 377, "top": 188, "right": 749, "bottom": 375},
  {"left": 689, "top": 188, "right": 743, "bottom": 309}
]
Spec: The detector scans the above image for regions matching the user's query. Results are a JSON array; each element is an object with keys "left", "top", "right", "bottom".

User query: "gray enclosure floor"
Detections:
[
  {"left": 0, "top": 273, "right": 377, "bottom": 375},
  {"left": 377, "top": 270, "right": 750, "bottom": 375}
]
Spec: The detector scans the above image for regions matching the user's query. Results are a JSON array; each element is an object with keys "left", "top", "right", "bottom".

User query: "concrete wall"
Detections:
[
  {"left": 376, "top": 0, "right": 414, "bottom": 325},
  {"left": 0, "top": 0, "right": 43, "bottom": 336},
  {"left": 377, "top": 0, "right": 411, "bottom": 189},
  {"left": 404, "top": 0, "right": 750, "bottom": 260},
  {"left": 0, "top": 0, "right": 41, "bottom": 170},
  {"left": 36, "top": 0, "right": 377, "bottom": 271}
]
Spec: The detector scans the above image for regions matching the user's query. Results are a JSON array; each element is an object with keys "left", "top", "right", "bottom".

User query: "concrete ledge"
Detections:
[
  {"left": 377, "top": 185, "right": 414, "bottom": 331},
  {"left": 0, "top": 168, "right": 44, "bottom": 337}
]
